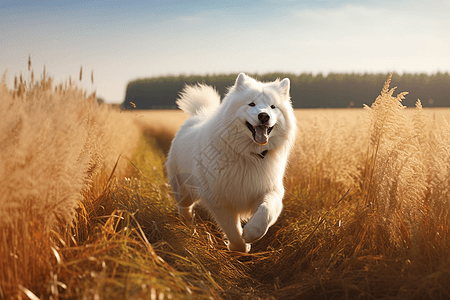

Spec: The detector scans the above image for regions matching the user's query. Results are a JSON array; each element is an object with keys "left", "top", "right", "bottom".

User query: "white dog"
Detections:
[{"left": 166, "top": 73, "right": 296, "bottom": 253}]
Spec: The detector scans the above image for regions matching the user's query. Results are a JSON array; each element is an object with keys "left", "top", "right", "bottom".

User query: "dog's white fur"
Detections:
[{"left": 166, "top": 73, "right": 296, "bottom": 253}]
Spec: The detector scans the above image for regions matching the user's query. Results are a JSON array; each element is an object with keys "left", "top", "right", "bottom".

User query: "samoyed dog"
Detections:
[{"left": 166, "top": 73, "right": 296, "bottom": 253}]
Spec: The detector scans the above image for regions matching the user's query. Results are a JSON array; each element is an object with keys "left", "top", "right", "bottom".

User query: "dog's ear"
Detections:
[
  {"left": 235, "top": 73, "right": 249, "bottom": 92},
  {"left": 279, "top": 78, "right": 290, "bottom": 97}
]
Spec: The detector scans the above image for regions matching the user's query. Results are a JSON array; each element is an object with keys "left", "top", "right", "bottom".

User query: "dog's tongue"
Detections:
[{"left": 254, "top": 125, "right": 268, "bottom": 145}]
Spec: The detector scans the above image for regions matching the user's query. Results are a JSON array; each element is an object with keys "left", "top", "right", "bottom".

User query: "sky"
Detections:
[{"left": 1, "top": 0, "right": 449, "bottom": 103}]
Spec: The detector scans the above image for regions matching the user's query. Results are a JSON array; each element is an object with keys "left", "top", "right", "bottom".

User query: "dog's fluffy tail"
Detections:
[{"left": 177, "top": 84, "right": 221, "bottom": 117}]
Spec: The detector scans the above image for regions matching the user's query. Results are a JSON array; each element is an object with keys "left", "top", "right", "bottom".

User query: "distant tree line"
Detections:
[{"left": 122, "top": 72, "right": 450, "bottom": 109}]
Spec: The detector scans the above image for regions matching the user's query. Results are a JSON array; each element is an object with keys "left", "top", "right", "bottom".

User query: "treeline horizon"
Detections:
[{"left": 122, "top": 72, "right": 450, "bottom": 109}]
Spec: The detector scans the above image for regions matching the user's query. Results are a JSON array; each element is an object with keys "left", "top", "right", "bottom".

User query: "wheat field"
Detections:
[{"left": 1, "top": 70, "right": 450, "bottom": 299}]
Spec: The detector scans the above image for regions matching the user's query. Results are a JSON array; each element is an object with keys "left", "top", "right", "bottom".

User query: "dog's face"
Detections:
[{"left": 227, "top": 73, "right": 291, "bottom": 150}]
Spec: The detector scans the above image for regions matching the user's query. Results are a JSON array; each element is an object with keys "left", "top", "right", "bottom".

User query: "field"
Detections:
[{"left": 2, "top": 71, "right": 450, "bottom": 299}]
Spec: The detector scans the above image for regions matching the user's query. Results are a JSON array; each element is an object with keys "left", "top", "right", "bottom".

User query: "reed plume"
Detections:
[{"left": 0, "top": 65, "right": 140, "bottom": 297}]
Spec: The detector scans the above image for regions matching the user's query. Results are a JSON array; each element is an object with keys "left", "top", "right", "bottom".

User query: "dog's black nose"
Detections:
[{"left": 258, "top": 112, "right": 270, "bottom": 124}]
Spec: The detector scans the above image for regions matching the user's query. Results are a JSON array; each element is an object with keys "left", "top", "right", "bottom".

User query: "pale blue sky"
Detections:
[{"left": 1, "top": 0, "right": 449, "bottom": 103}]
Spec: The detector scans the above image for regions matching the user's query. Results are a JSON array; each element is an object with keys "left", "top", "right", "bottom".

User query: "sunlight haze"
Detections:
[{"left": 1, "top": 0, "right": 449, "bottom": 103}]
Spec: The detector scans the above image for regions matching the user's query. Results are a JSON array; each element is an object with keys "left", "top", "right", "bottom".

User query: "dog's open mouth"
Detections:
[{"left": 245, "top": 121, "right": 273, "bottom": 145}]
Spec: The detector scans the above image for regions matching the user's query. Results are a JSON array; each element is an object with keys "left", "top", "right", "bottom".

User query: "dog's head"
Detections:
[{"left": 221, "top": 73, "right": 294, "bottom": 155}]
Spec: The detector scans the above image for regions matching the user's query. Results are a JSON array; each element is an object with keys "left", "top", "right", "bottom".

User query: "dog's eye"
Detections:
[
  {"left": 249, "top": 102, "right": 256, "bottom": 107},
  {"left": 270, "top": 105, "right": 276, "bottom": 109}
]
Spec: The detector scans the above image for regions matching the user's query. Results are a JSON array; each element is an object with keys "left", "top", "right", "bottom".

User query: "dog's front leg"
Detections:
[
  {"left": 214, "top": 210, "right": 251, "bottom": 253},
  {"left": 242, "top": 190, "right": 283, "bottom": 244}
]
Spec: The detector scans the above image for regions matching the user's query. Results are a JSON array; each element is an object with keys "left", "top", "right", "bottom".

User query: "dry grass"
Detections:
[
  {"left": 0, "top": 66, "right": 140, "bottom": 298},
  {"left": 126, "top": 74, "right": 450, "bottom": 299},
  {"left": 2, "top": 70, "right": 450, "bottom": 299}
]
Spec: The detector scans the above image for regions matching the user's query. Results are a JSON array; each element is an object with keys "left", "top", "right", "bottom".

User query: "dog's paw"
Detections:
[
  {"left": 242, "top": 222, "right": 268, "bottom": 244},
  {"left": 226, "top": 240, "right": 251, "bottom": 253}
]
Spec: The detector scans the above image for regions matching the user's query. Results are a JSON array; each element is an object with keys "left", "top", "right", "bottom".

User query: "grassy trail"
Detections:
[{"left": 2, "top": 71, "right": 450, "bottom": 299}]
